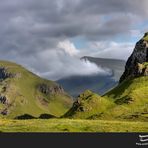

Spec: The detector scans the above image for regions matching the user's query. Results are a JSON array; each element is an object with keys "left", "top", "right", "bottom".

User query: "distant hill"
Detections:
[
  {"left": 81, "top": 56, "right": 125, "bottom": 81},
  {"left": 58, "top": 57, "right": 125, "bottom": 98},
  {"left": 0, "top": 61, "right": 72, "bottom": 119},
  {"left": 64, "top": 33, "right": 148, "bottom": 121}
]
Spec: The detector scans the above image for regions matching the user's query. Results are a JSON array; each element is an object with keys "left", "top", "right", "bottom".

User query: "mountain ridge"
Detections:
[{"left": 58, "top": 57, "right": 125, "bottom": 97}]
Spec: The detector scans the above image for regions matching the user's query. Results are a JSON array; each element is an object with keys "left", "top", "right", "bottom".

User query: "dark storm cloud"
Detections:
[
  {"left": 0, "top": 0, "right": 147, "bottom": 79},
  {"left": 0, "top": 0, "right": 146, "bottom": 51}
]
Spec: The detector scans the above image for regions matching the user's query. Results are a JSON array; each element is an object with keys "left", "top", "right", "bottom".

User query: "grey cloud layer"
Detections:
[{"left": 0, "top": 0, "right": 147, "bottom": 80}]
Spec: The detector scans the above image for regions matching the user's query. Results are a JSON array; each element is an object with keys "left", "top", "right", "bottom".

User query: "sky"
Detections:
[{"left": 0, "top": 0, "right": 148, "bottom": 80}]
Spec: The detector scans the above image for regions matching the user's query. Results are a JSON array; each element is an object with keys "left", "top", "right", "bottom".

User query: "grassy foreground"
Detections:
[{"left": 0, "top": 119, "right": 148, "bottom": 132}]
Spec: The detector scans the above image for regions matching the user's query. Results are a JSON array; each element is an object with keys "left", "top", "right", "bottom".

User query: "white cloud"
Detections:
[
  {"left": 38, "top": 55, "right": 111, "bottom": 80},
  {"left": 32, "top": 40, "right": 135, "bottom": 81},
  {"left": 12, "top": 40, "right": 111, "bottom": 80},
  {"left": 57, "top": 40, "right": 79, "bottom": 56}
]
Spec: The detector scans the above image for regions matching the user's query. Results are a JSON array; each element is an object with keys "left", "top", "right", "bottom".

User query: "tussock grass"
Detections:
[{"left": 0, "top": 119, "right": 147, "bottom": 132}]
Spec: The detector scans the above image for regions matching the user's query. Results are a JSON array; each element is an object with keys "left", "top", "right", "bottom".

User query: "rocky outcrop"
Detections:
[
  {"left": 64, "top": 90, "right": 96, "bottom": 117},
  {"left": 0, "top": 95, "right": 9, "bottom": 115},
  {"left": 71, "top": 90, "right": 95, "bottom": 112},
  {"left": 0, "top": 67, "right": 12, "bottom": 80},
  {"left": 0, "top": 67, "right": 16, "bottom": 80},
  {"left": 0, "top": 96, "right": 8, "bottom": 104},
  {"left": 120, "top": 32, "right": 148, "bottom": 83},
  {"left": 136, "top": 63, "right": 148, "bottom": 76},
  {"left": 38, "top": 83, "right": 65, "bottom": 95}
]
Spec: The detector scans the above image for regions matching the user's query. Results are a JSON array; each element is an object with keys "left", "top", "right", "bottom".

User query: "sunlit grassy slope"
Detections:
[
  {"left": 0, "top": 119, "right": 148, "bottom": 132},
  {"left": 64, "top": 90, "right": 113, "bottom": 119},
  {"left": 64, "top": 76, "right": 148, "bottom": 121},
  {"left": 103, "top": 76, "right": 148, "bottom": 120},
  {"left": 0, "top": 61, "right": 72, "bottom": 118}
]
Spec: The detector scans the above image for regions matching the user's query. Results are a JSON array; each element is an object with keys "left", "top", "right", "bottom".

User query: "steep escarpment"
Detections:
[
  {"left": 120, "top": 32, "right": 148, "bottom": 83},
  {"left": 0, "top": 61, "right": 72, "bottom": 119},
  {"left": 104, "top": 33, "right": 148, "bottom": 121}
]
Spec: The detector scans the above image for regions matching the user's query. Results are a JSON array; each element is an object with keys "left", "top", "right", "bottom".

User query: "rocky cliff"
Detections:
[
  {"left": 120, "top": 32, "right": 148, "bottom": 83},
  {"left": 38, "top": 83, "right": 64, "bottom": 95}
]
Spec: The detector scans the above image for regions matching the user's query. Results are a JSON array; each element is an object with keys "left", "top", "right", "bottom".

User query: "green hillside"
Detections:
[
  {"left": 0, "top": 60, "right": 72, "bottom": 119},
  {"left": 103, "top": 76, "right": 148, "bottom": 121},
  {"left": 64, "top": 76, "right": 148, "bottom": 121},
  {"left": 64, "top": 33, "right": 148, "bottom": 121},
  {"left": 64, "top": 90, "right": 113, "bottom": 119}
]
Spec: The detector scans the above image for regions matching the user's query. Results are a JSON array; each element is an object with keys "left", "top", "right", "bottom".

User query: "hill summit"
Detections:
[{"left": 0, "top": 61, "right": 72, "bottom": 119}]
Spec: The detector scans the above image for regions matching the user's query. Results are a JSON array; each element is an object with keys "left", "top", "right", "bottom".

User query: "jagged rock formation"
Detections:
[
  {"left": 137, "top": 62, "right": 148, "bottom": 76},
  {"left": 64, "top": 90, "right": 111, "bottom": 119},
  {"left": 38, "top": 83, "right": 64, "bottom": 95},
  {"left": 0, "top": 67, "right": 14, "bottom": 80},
  {"left": 69, "top": 90, "right": 95, "bottom": 113},
  {"left": 64, "top": 90, "right": 95, "bottom": 117},
  {"left": 120, "top": 32, "right": 148, "bottom": 83}
]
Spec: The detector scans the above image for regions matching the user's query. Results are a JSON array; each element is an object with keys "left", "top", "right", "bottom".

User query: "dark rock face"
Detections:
[
  {"left": 120, "top": 33, "right": 148, "bottom": 83},
  {"left": 0, "top": 67, "right": 10, "bottom": 80},
  {"left": 0, "top": 67, "right": 15, "bottom": 80},
  {"left": 0, "top": 67, "right": 16, "bottom": 116},
  {"left": 64, "top": 90, "right": 94, "bottom": 117},
  {"left": 0, "top": 96, "right": 8, "bottom": 104},
  {"left": 38, "top": 83, "right": 64, "bottom": 95},
  {"left": 0, "top": 96, "right": 9, "bottom": 115}
]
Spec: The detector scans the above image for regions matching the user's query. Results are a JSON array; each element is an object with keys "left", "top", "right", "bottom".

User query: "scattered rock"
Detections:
[
  {"left": 137, "top": 62, "right": 148, "bottom": 76},
  {"left": 115, "top": 96, "right": 134, "bottom": 105}
]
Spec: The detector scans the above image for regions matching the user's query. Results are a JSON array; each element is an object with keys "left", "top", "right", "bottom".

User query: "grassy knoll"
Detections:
[{"left": 64, "top": 76, "right": 148, "bottom": 121}]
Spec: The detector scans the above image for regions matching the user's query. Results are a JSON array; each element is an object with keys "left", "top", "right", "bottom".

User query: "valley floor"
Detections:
[{"left": 0, "top": 119, "right": 148, "bottom": 132}]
